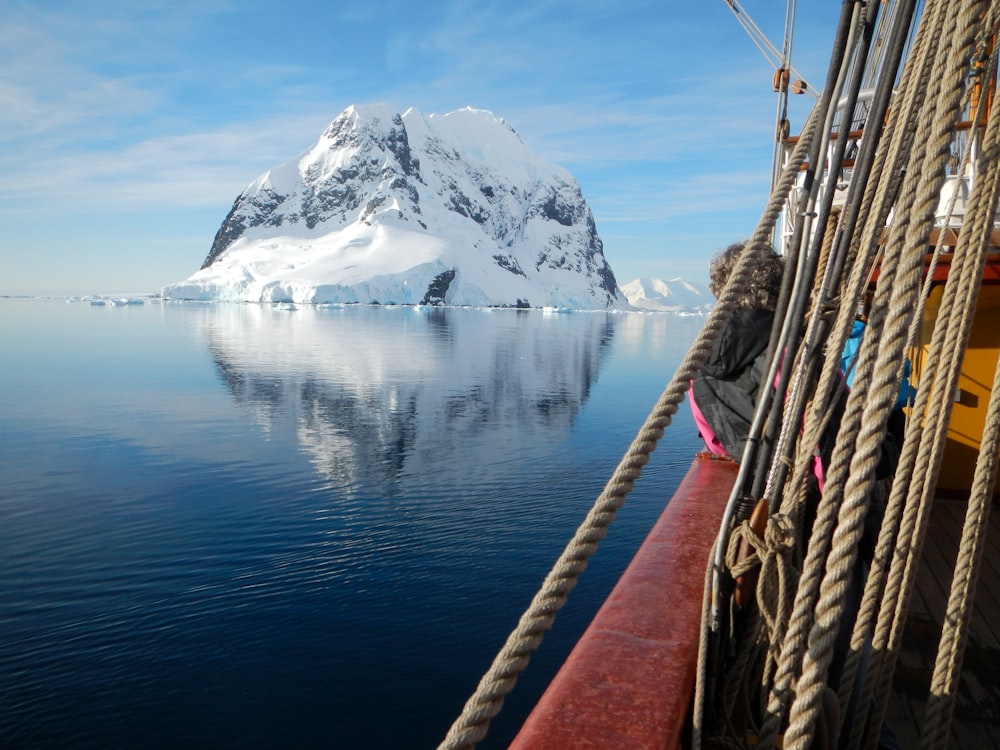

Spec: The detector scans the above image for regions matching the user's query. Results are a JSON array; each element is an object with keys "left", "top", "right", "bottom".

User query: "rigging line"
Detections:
[
  {"left": 693, "top": 106, "right": 823, "bottom": 750},
  {"left": 774, "top": 0, "right": 918, "bottom": 520},
  {"left": 912, "top": 49, "right": 1000, "bottom": 748},
  {"left": 822, "top": 0, "right": 917, "bottom": 284},
  {"left": 441, "top": 125, "right": 819, "bottom": 745},
  {"left": 905, "top": 38, "right": 1000, "bottom": 364},
  {"left": 721, "top": 0, "right": 818, "bottom": 96},
  {"left": 864, "top": 123, "right": 993, "bottom": 750},
  {"left": 841, "top": 36, "right": 1000, "bottom": 716},
  {"left": 756, "top": 0, "right": 939, "bottom": 737},
  {"left": 835, "top": 45, "right": 979, "bottom": 725},
  {"left": 772, "top": 0, "right": 799, "bottom": 189},
  {"left": 780, "top": 0, "right": 797, "bottom": 73},
  {"left": 706, "top": 0, "right": 861, "bottom": 648},
  {"left": 745, "top": 2, "right": 921, "bottom": 737},
  {"left": 759, "top": 0, "right": 876, "bottom": 507},
  {"left": 782, "top": 3, "right": 987, "bottom": 746},
  {"left": 845, "top": 0, "right": 972, "bottom": 737},
  {"left": 700, "top": 9, "right": 861, "bottom": 750},
  {"left": 762, "top": 0, "right": 888, "bottom": 507}
]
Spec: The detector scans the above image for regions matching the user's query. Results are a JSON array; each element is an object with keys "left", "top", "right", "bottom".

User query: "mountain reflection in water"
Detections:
[
  {"left": 205, "top": 305, "right": 615, "bottom": 495},
  {"left": 0, "top": 299, "right": 704, "bottom": 750}
]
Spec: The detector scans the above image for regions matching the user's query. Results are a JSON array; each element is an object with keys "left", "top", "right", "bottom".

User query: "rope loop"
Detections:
[
  {"left": 765, "top": 512, "right": 797, "bottom": 554},
  {"left": 726, "top": 521, "right": 765, "bottom": 580},
  {"left": 757, "top": 513, "right": 799, "bottom": 639}
]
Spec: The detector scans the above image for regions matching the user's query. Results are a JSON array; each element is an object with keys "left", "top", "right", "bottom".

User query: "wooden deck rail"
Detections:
[{"left": 510, "top": 453, "right": 736, "bottom": 749}]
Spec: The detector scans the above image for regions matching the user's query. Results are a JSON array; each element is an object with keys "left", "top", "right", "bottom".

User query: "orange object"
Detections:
[
  {"left": 734, "top": 497, "right": 769, "bottom": 609},
  {"left": 773, "top": 68, "right": 790, "bottom": 92}
]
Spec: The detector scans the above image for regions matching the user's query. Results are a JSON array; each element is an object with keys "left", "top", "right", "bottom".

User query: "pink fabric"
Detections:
[
  {"left": 689, "top": 379, "right": 827, "bottom": 489},
  {"left": 688, "top": 383, "right": 730, "bottom": 458}
]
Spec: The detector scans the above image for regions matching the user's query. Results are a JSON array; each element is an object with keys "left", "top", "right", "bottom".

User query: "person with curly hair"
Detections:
[
  {"left": 707, "top": 241, "right": 786, "bottom": 311},
  {"left": 691, "top": 242, "right": 785, "bottom": 460},
  {"left": 693, "top": 241, "right": 903, "bottom": 750}
]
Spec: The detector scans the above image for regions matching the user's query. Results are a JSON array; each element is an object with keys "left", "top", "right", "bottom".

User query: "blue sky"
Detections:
[{"left": 1, "top": 0, "right": 840, "bottom": 296}]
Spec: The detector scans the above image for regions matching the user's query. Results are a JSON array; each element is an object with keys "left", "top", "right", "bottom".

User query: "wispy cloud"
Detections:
[
  {"left": 0, "top": 112, "right": 336, "bottom": 215},
  {"left": 1, "top": 0, "right": 838, "bottom": 293}
]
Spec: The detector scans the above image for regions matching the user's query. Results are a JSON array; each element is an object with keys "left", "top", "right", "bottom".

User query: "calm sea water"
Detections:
[{"left": 0, "top": 298, "right": 704, "bottom": 749}]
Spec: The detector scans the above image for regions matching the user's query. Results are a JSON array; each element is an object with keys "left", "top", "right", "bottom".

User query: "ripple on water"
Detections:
[{"left": 0, "top": 301, "right": 704, "bottom": 749}]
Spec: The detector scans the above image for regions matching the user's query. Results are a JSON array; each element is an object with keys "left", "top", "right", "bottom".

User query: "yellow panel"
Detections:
[{"left": 914, "top": 283, "right": 1000, "bottom": 494}]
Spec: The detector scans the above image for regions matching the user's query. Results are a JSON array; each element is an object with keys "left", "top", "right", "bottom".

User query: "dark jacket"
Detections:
[
  {"left": 691, "top": 308, "right": 774, "bottom": 461},
  {"left": 693, "top": 308, "right": 894, "bottom": 566}
]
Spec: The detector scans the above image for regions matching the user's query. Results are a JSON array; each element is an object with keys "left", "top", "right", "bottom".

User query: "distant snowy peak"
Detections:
[
  {"left": 164, "top": 105, "right": 626, "bottom": 310},
  {"left": 621, "top": 277, "right": 712, "bottom": 313}
]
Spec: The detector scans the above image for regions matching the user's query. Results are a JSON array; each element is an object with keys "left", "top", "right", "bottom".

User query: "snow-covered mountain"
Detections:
[
  {"left": 162, "top": 105, "right": 627, "bottom": 310},
  {"left": 621, "top": 277, "right": 713, "bottom": 313}
]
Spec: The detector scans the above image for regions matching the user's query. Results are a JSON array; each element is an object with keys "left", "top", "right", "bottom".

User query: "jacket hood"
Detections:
[{"left": 702, "top": 308, "right": 775, "bottom": 379}]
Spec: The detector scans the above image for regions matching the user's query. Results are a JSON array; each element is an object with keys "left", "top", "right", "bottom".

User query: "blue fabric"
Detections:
[{"left": 840, "top": 320, "right": 914, "bottom": 408}]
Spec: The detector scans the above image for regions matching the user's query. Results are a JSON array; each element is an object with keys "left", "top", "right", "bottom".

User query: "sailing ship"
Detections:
[{"left": 440, "top": 1, "right": 1000, "bottom": 747}]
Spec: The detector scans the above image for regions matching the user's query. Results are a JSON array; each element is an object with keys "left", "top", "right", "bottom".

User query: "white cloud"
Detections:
[
  {"left": 0, "top": 0, "right": 839, "bottom": 295},
  {"left": 0, "top": 111, "right": 337, "bottom": 215}
]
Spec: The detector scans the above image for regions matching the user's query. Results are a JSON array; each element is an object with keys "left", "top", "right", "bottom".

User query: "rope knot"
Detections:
[
  {"left": 725, "top": 521, "right": 764, "bottom": 580},
  {"left": 757, "top": 512, "right": 800, "bottom": 643},
  {"left": 764, "top": 512, "right": 796, "bottom": 553}
]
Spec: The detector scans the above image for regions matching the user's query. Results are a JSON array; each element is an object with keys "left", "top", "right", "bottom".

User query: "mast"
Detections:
[{"left": 720, "top": 0, "right": 816, "bottom": 192}]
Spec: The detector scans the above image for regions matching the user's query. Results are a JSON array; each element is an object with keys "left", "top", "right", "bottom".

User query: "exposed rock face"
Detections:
[{"left": 163, "top": 105, "right": 628, "bottom": 309}]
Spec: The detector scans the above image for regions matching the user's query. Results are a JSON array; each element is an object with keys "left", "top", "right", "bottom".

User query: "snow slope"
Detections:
[
  {"left": 621, "top": 277, "right": 712, "bottom": 313},
  {"left": 163, "top": 105, "right": 627, "bottom": 310}
]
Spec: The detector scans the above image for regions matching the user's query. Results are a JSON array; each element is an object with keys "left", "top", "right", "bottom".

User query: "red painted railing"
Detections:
[{"left": 510, "top": 453, "right": 736, "bottom": 750}]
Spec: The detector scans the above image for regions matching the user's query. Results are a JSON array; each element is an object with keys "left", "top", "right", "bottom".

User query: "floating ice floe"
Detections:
[{"left": 86, "top": 297, "right": 147, "bottom": 307}]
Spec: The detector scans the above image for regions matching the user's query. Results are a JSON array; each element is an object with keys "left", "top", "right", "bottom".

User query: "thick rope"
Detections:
[
  {"left": 919, "top": 44, "right": 1000, "bottom": 748},
  {"left": 807, "top": 0, "right": 956, "bottom": 698},
  {"left": 858, "top": 172, "right": 972, "bottom": 750},
  {"left": 863, "top": 237, "right": 974, "bottom": 746},
  {"left": 922, "top": 338, "right": 1000, "bottom": 749},
  {"left": 708, "top": 13, "right": 896, "bottom": 747},
  {"left": 762, "top": 205, "right": 840, "bottom": 505},
  {"left": 436, "top": 382, "right": 688, "bottom": 749},
  {"left": 756, "top": 2, "right": 979, "bottom": 746},
  {"left": 854, "top": 22, "right": 999, "bottom": 750},
  {"left": 870, "top": 164, "right": 992, "bottom": 746},
  {"left": 691, "top": 103, "right": 823, "bottom": 750},
  {"left": 439, "top": 101, "right": 824, "bottom": 747},
  {"left": 839, "top": 30, "right": 1000, "bottom": 750},
  {"left": 695, "top": 4, "right": 1000, "bottom": 750},
  {"left": 781, "top": 4, "right": 984, "bottom": 747},
  {"left": 770, "top": 0, "right": 924, "bottom": 550},
  {"left": 436, "top": 402, "right": 677, "bottom": 747},
  {"left": 758, "top": 0, "right": 874, "bottom": 508},
  {"left": 866, "top": 59, "right": 999, "bottom": 750},
  {"left": 441, "top": 3, "right": 1000, "bottom": 748}
]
